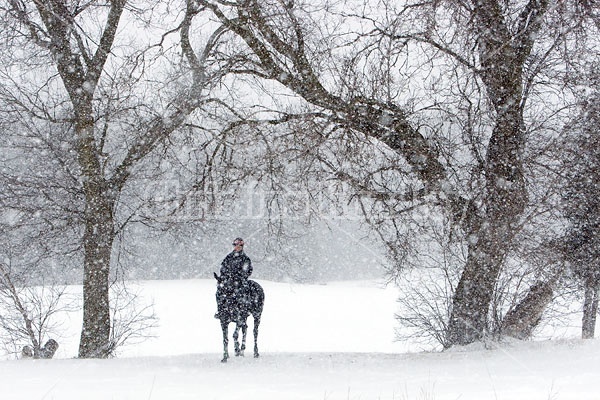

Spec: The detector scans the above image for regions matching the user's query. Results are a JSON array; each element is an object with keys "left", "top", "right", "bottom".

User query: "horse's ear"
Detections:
[{"left": 214, "top": 272, "right": 220, "bottom": 281}]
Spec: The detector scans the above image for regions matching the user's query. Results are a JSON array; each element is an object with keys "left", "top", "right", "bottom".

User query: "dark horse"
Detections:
[{"left": 214, "top": 272, "right": 264, "bottom": 363}]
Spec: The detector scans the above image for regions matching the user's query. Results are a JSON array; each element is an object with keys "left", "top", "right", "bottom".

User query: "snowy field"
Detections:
[{"left": 0, "top": 279, "right": 598, "bottom": 400}]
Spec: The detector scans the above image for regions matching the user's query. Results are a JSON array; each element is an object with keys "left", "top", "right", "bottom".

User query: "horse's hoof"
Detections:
[
  {"left": 254, "top": 353, "right": 260, "bottom": 358},
  {"left": 221, "top": 358, "right": 228, "bottom": 363}
]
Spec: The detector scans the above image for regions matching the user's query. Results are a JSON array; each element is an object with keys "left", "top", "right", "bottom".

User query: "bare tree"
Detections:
[
  {"left": 1, "top": 0, "right": 229, "bottom": 357},
  {"left": 0, "top": 260, "right": 77, "bottom": 359},
  {"left": 105, "top": 279, "right": 158, "bottom": 357},
  {"left": 189, "top": 0, "right": 599, "bottom": 346}
]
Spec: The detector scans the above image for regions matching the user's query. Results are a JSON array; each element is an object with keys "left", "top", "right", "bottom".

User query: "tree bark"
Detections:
[
  {"left": 582, "top": 279, "right": 599, "bottom": 339},
  {"left": 77, "top": 113, "right": 116, "bottom": 357}
]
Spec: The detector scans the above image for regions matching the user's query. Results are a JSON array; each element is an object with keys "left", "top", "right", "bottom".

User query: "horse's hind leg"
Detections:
[
  {"left": 221, "top": 322, "right": 229, "bottom": 363},
  {"left": 253, "top": 314, "right": 261, "bottom": 358}
]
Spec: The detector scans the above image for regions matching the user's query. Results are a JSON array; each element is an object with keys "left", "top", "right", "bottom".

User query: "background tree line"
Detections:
[{"left": 0, "top": 0, "right": 598, "bottom": 357}]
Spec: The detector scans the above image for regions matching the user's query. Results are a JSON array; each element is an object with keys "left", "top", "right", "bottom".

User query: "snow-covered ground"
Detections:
[{"left": 0, "top": 279, "right": 598, "bottom": 399}]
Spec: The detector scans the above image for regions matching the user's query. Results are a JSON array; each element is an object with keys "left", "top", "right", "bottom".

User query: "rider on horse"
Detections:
[{"left": 215, "top": 237, "right": 253, "bottom": 319}]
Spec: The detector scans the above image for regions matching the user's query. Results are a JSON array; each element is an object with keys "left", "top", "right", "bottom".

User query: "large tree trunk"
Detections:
[
  {"left": 447, "top": 231, "right": 506, "bottom": 345},
  {"left": 446, "top": 88, "right": 528, "bottom": 345},
  {"left": 78, "top": 209, "right": 114, "bottom": 357},
  {"left": 501, "top": 279, "right": 555, "bottom": 340},
  {"left": 76, "top": 114, "right": 116, "bottom": 358},
  {"left": 445, "top": 0, "right": 548, "bottom": 347},
  {"left": 447, "top": 111, "right": 528, "bottom": 345},
  {"left": 582, "top": 279, "right": 600, "bottom": 339}
]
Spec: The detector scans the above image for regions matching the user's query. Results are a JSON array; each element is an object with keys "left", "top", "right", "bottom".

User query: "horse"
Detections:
[{"left": 213, "top": 272, "right": 264, "bottom": 363}]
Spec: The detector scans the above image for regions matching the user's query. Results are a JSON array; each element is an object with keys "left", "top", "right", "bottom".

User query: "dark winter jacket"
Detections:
[{"left": 219, "top": 251, "right": 253, "bottom": 286}]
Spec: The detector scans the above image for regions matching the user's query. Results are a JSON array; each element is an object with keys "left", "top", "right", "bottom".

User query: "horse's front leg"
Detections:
[
  {"left": 240, "top": 322, "right": 248, "bottom": 356},
  {"left": 233, "top": 324, "right": 241, "bottom": 356},
  {"left": 221, "top": 322, "right": 229, "bottom": 363}
]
